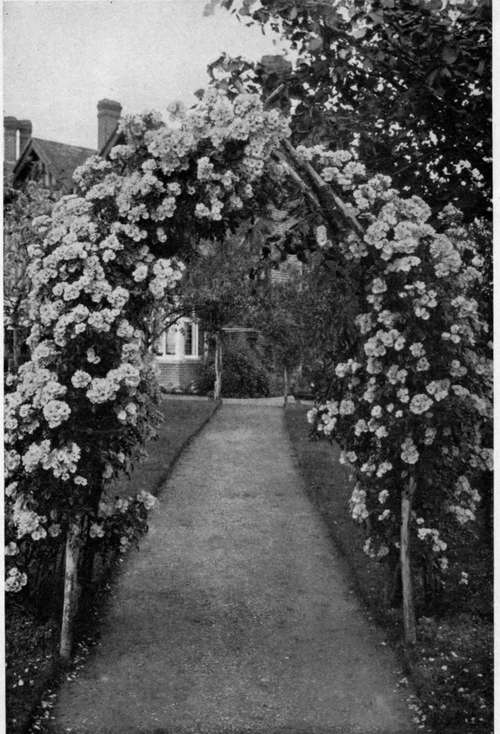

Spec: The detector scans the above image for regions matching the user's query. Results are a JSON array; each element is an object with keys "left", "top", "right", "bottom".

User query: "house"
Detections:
[
  {"left": 4, "top": 100, "right": 203, "bottom": 392},
  {"left": 151, "top": 318, "right": 205, "bottom": 392},
  {"left": 4, "top": 99, "right": 121, "bottom": 192}
]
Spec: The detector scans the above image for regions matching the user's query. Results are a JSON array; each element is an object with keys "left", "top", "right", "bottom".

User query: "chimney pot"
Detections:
[
  {"left": 18, "top": 120, "right": 32, "bottom": 154},
  {"left": 4, "top": 116, "right": 18, "bottom": 164},
  {"left": 97, "top": 99, "right": 122, "bottom": 151}
]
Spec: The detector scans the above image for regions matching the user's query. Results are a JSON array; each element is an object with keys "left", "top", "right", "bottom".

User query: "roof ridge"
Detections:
[{"left": 31, "top": 136, "right": 96, "bottom": 153}]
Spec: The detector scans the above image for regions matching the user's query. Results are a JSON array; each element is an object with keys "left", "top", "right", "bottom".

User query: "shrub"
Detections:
[{"left": 197, "top": 337, "right": 270, "bottom": 398}]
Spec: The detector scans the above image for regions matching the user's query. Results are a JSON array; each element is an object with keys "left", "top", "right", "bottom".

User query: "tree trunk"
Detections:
[
  {"left": 59, "top": 520, "right": 82, "bottom": 663},
  {"left": 283, "top": 366, "right": 289, "bottom": 406},
  {"left": 297, "top": 360, "right": 304, "bottom": 383},
  {"left": 12, "top": 326, "right": 19, "bottom": 372},
  {"left": 213, "top": 332, "right": 223, "bottom": 401},
  {"left": 400, "top": 477, "right": 417, "bottom": 646}
]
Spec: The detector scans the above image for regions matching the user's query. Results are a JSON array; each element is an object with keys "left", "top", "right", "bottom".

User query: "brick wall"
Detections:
[{"left": 154, "top": 360, "right": 202, "bottom": 392}]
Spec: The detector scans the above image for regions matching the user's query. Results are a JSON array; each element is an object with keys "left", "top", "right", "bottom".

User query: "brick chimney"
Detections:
[
  {"left": 18, "top": 120, "right": 33, "bottom": 154},
  {"left": 4, "top": 116, "right": 18, "bottom": 164},
  {"left": 97, "top": 99, "right": 122, "bottom": 151}
]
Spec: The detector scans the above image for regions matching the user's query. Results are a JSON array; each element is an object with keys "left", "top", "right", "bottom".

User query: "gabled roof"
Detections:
[{"left": 13, "top": 137, "right": 96, "bottom": 190}]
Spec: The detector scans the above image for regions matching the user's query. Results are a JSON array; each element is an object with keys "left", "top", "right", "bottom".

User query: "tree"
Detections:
[
  {"left": 254, "top": 255, "right": 358, "bottom": 403},
  {"left": 210, "top": 0, "right": 492, "bottom": 220},
  {"left": 254, "top": 271, "right": 305, "bottom": 404},
  {"left": 175, "top": 231, "right": 262, "bottom": 399}
]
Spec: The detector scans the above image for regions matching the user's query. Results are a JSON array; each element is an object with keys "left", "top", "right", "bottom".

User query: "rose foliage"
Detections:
[{"left": 4, "top": 82, "right": 492, "bottom": 605}]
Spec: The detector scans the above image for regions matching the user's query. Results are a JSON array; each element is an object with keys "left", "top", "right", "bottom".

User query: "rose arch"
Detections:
[{"left": 5, "top": 82, "right": 492, "bottom": 655}]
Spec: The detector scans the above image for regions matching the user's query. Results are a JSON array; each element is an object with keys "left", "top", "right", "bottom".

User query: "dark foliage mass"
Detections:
[
  {"left": 197, "top": 337, "right": 271, "bottom": 397},
  {"left": 216, "top": 0, "right": 491, "bottom": 221}
]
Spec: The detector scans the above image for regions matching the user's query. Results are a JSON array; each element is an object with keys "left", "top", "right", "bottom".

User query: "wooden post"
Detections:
[
  {"left": 12, "top": 326, "right": 19, "bottom": 372},
  {"left": 384, "top": 548, "right": 402, "bottom": 609},
  {"left": 400, "top": 476, "right": 417, "bottom": 646},
  {"left": 283, "top": 366, "right": 289, "bottom": 406},
  {"left": 59, "top": 520, "right": 82, "bottom": 663},
  {"left": 213, "top": 332, "right": 223, "bottom": 402}
]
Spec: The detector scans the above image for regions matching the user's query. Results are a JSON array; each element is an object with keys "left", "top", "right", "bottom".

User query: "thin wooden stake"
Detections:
[
  {"left": 283, "top": 365, "right": 289, "bottom": 406},
  {"left": 59, "top": 520, "right": 82, "bottom": 663},
  {"left": 213, "top": 332, "right": 223, "bottom": 402},
  {"left": 400, "top": 477, "right": 417, "bottom": 646}
]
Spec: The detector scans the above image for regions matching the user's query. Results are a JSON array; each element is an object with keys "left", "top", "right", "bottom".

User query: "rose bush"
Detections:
[{"left": 304, "top": 146, "right": 491, "bottom": 636}]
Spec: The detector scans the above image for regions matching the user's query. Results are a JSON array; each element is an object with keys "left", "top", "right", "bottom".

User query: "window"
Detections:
[
  {"left": 182, "top": 320, "right": 200, "bottom": 358},
  {"left": 165, "top": 328, "right": 176, "bottom": 355},
  {"left": 198, "top": 325, "right": 204, "bottom": 357},
  {"left": 184, "top": 322, "right": 194, "bottom": 356},
  {"left": 153, "top": 326, "right": 177, "bottom": 357},
  {"left": 152, "top": 321, "right": 201, "bottom": 360}
]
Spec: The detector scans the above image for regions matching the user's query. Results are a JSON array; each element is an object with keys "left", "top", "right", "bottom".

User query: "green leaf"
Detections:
[
  {"left": 369, "top": 10, "right": 384, "bottom": 26},
  {"left": 442, "top": 46, "right": 458, "bottom": 65},
  {"left": 260, "top": 54, "right": 293, "bottom": 78},
  {"left": 324, "top": 7, "right": 345, "bottom": 30},
  {"left": 426, "top": 68, "right": 437, "bottom": 84},
  {"left": 308, "top": 36, "right": 323, "bottom": 52}
]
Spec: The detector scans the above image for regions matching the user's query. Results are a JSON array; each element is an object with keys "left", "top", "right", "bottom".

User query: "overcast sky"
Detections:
[{"left": 3, "top": 0, "right": 286, "bottom": 149}]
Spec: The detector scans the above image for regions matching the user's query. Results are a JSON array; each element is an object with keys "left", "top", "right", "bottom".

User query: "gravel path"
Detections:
[{"left": 53, "top": 405, "right": 416, "bottom": 734}]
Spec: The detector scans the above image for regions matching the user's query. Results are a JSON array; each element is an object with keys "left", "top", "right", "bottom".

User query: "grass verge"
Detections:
[
  {"left": 284, "top": 404, "right": 493, "bottom": 734},
  {"left": 112, "top": 397, "right": 218, "bottom": 499},
  {"left": 6, "top": 398, "right": 218, "bottom": 734}
]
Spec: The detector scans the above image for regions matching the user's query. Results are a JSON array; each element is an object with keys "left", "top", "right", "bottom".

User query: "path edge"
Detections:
[
  {"left": 154, "top": 398, "right": 222, "bottom": 498},
  {"left": 281, "top": 406, "right": 421, "bottom": 705}
]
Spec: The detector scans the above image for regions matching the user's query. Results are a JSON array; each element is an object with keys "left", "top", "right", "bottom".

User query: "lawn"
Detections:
[
  {"left": 6, "top": 398, "right": 218, "bottom": 734},
  {"left": 284, "top": 404, "right": 493, "bottom": 734},
  {"left": 112, "top": 397, "right": 217, "bottom": 499}
]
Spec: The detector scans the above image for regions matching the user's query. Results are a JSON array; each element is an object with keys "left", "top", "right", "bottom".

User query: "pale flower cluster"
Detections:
[
  {"left": 5, "top": 567, "right": 28, "bottom": 593},
  {"left": 307, "top": 147, "right": 491, "bottom": 567}
]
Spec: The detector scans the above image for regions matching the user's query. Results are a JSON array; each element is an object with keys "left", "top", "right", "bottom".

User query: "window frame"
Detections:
[{"left": 154, "top": 319, "right": 201, "bottom": 362}]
